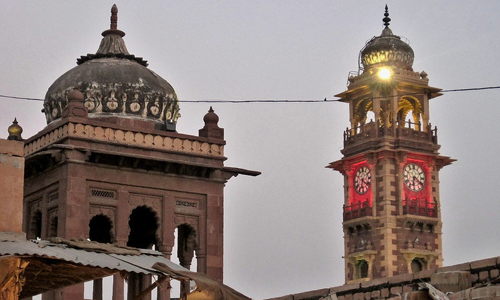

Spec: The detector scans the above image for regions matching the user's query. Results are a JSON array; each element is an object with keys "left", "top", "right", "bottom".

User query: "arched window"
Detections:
[
  {"left": 176, "top": 224, "right": 197, "bottom": 270},
  {"left": 411, "top": 258, "right": 426, "bottom": 273},
  {"left": 127, "top": 206, "right": 158, "bottom": 249},
  {"left": 89, "top": 214, "right": 113, "bottom": 243},
  {"left": 355, "top": 259, "right": 369, "bottom": 279}
]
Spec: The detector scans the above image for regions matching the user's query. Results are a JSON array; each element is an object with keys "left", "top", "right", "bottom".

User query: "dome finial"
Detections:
[
  {"left": 383, "top": 5, "right": 391, "bottom": 27},
  {"left": 7, "top": 118, "right": 23, "bottom": 141},
  {"left": 101, "top": 4, "right": 125, "bottom": 37},
  {"left": 110, "top": 4, "right": 118, "bottom": 30}
]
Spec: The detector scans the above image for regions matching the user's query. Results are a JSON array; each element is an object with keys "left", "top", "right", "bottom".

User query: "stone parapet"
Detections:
[{"left": 24, "top": 120, "right": 224, "bottom": 158}]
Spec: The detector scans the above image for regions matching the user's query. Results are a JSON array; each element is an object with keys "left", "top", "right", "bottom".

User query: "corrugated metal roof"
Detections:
[{"left": 0, "top": 238, "right": 188, "bottom": 275}]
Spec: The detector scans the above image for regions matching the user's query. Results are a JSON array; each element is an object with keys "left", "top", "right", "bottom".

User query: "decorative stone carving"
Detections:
[{"left": 24, "top": 122, "right": 225, "bottom": 158}]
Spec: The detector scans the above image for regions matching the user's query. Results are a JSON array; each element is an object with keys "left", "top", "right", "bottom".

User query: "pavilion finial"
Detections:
[
  {"left": 101, "top": 4, "right": 125, "bottom": 37},
  {"left": 383, "top": 5, "right": 391, "bottom": 27},
  {"left": 110, "top": 4, "right": 118, "bottom": 30}
]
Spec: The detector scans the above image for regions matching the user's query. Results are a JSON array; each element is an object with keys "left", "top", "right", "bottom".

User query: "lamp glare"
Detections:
[{"left": 378, "top": 68, "right": 391, "bottom": 80}]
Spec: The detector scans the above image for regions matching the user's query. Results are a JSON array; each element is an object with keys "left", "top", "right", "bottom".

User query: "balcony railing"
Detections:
[
  {"left": 343, "top": 120, "right": 438, "bottom": 148},
  {"left": 402, "top": 198, "right": 437, "bottom": 218},
  {"left": 343, "top": 200, "right": 372, "bottom": 221}
]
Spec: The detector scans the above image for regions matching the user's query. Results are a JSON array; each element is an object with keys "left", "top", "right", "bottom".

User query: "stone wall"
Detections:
[
  {"left": 267, "top": 256, "right": 500, "bottom": 300},
  {"left": 0, "top": 138, "right": 24, "bottom": 233}
]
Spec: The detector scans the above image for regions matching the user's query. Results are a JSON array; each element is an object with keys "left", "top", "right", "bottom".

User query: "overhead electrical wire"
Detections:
[{"left": 0, "top": 85, "right": 500, "bottom": 104}]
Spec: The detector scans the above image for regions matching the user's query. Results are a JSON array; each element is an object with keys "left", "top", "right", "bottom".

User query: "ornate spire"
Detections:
[
  {"left": 76, "top": 4, "right": 148, "bottom": 66},
  {"left": 94, "top": 4, "right": 130, "bottom": 57},
  {"left": 102, "top": 4, "right": 125, "bottom": 37},
  {"left": 383, "top": 5, "right": 391, "bottom": 27}
]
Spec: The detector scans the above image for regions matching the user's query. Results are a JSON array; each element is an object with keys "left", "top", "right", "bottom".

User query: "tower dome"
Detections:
[
  {"left": 43, "top": 5, "right": 180, "bottom": 129},
  {"left": 360, "top": 6, "right": 414, "bottom": 71}
]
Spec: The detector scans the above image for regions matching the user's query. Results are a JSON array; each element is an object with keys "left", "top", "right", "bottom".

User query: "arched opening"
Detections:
[
  {"left": 48, "top": 216, "right": 58, "bottom": 237},
  {"left": 127, "top": 206, "right": 159, "bottom": 300},
  {"left": 355, "top": 259, "right": 369, "bottom": 279},
  {"left": 411, "top": 258, "right": 426, "bottom": 273},
  {"left": 89, "top": 214, "right": 113, "bottom": 243},
  {"left": 353, "top": 99, "right": 373, "bottom": 128},
  {"left": 397, "top": 96, "right": 423, "bottom": 129},
  {"left": 29, "top": 210, "right": 42, "bottom": 239},
  {"left": 170, "top": 225, "right": 198, "bottom": 297},
  {"left": 88, "top": 214, "right": 114, "bottom": 300},
  {"left": 127, "top": 206, "right": 158, "bottom": 249},
  {"left": 177, "top": 224, "right": 197, "bottom": 270}
]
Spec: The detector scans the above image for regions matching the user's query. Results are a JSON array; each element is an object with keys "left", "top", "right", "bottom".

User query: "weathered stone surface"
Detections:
[
  {"left": 406, "top": 291, "right": 432, "bottom": 300},
  {"left": 388, "top": 273, "right": 413, "bottom": 284},
  {"left": 0, "top": 139, "right": 24, "bottom": 233},
  {"left": 414, "top": 268, "right": 437, "bottom": 280},
  {"left": 294, "top": 288, "right": 330, "bottom": 300},
  {"left": 479, "top": 271, "right": 489, "bottom": 281},
  {"left": 439, "top": 263, "right": 471, "bottom": 273},
  {"left": 381, "top": 288, "right": 390, "bottom": 298},
  {"left": 470, "top": 286, "right": 500, "bottom": 300},
  {"left": 354, "top": 292, "right": 365, "bottom": 300},
  {"left": 430, "top": 271, "right": 471, "bottom": 293},
  {"left": 390, "top": 286, "right": 403, "bottom": 296},
  {"left": 361, "top": 277, "right": 389, "bottom": 289},
  {"left": 471, "top": 258, "right": 497, "bottom": 270},
  {"left": 332, "top": 283, "right": 361, "bottom": 294},
  {"left": 371, "top": 290, "right": 381, "bottom": 299}
]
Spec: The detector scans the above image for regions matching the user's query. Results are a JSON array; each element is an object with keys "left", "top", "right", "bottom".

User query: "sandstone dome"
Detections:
[{"left": 43, "top": 5, "right": 180, "bottom": 129}]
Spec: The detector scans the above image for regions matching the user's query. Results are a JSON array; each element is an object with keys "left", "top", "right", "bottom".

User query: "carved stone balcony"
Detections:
[
  {"left": 402, "top": 198, "right": 437, "bottom": 218},
  {"left": 343, "top": 200, "right": 372, "bottom": 221},
  {"left": 342, "top": 120, "right": 439, "bottom": 156}
]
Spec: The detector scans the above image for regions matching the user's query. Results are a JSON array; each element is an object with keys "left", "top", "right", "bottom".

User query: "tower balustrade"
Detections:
[{"left": 343, "top": 120, "right": 438, "bottom": 148}]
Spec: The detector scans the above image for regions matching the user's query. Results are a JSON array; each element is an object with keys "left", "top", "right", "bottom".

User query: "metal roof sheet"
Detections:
[{"left": 0, "top": 239, "right": 188, "bottom": 275}]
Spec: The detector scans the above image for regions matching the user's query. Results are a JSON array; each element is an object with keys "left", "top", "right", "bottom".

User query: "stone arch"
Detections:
[
  {"left": 356, "top": 259, "right": 369, "bottom": 279},
  {"left": 127, "top": 205, "right": 159, "bottom": 249},
  {"left": 411, "top": 257, "right": 426, "bottom": 273},
  {"left": 353, "top": 98, "right": 373, "bottom": 126},
  {"left": 89, "top": 214, "right": 113, "bottom": 243},
  {"left": 398, "top": 96, "right": 422, "bottom": 127},
  {"left": 28, "top": 210, "right": 42, "bottom": 240},
  {"left": 176, "top": 223, "right": 198, "bottom": 270}
]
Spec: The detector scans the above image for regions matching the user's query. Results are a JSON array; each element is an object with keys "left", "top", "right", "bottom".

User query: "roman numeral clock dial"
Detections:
[
  {"left": 403, "top": 163, "right": 426, "bottom": 192},
  {"left": 354, "top": 166, "right": 371, "bottom": 195}
]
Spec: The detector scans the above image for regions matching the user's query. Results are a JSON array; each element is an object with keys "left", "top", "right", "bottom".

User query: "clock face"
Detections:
[
  {"left": 403, "top": 163, "right": 426, "bottom": 192},
  {"left": 354, "top": 166, "right": 371, "bottom": 195}
]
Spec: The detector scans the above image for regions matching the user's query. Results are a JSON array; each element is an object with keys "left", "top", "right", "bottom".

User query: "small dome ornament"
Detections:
[
  {"left": 203, "top": 106, "right": 219, "bottom": 124},
  {"left": 199, "top": 107, "right": 224, "bottom": 140},
  {"left": 7, "top": 118, "right": 23, "bottom": 141},
  {"left": 360, "top": 5, "right": 414, "bottom": 71}
]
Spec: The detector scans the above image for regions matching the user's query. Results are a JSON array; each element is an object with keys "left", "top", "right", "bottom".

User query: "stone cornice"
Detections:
[{"left": 24, "top": 120, "right": 225, "bottom": 159}]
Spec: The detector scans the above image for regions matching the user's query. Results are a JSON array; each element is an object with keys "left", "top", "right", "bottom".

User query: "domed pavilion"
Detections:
[{"left": 22, "top": 5, "right": 259, "bottom": 300}]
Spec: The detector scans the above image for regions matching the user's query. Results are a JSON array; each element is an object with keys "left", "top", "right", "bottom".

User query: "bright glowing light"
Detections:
[{"left": 378, "top": 68, "right": 391, "bottom": 80}]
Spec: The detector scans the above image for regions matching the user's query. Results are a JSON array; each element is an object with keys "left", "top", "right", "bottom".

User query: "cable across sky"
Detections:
[{"left": 0, "top": 85, "right": 499, "bottom": 103}]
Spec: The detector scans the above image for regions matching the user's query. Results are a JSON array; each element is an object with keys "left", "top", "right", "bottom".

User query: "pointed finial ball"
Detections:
[
  {"left": 203, "top": 106, "right": 219, "bottom": 124},
  {"left": 383, "top": 5, "right": 391, "bottom": 27},
  {"left": 8, "top": 118, "right": 23, "bottom": 140}
]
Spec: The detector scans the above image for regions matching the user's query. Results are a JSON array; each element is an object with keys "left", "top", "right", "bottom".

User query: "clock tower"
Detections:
[{"left": 328, "top": 7, "right": 454, "bottom": 283}]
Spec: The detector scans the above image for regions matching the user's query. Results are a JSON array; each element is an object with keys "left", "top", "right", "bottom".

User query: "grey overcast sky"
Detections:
[{"left": 1, "top": 1, "right": 500, "bottom": 299}]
